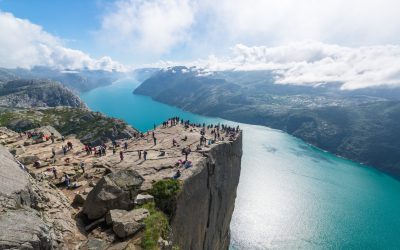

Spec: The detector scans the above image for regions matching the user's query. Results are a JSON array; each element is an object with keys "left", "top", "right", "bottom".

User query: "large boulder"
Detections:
[
  {"left": 0, "top": 146, "right": 54, "bottom": 249},
  {"left": 83, "top": 169, "right": 144, "bottom": 220},
  {"left": 28, "top": 126, "right": 62, "bottom": 139},
  {"left": 106, "top": 209, "right": 149, "bottom": 238},
  {"left": 18, "top": 155, "right": 40, "bottom": 165},
  {"left": 0, "top": 210, "right": 54, "bottom": 250},
  {"left": 134, "top": 194, "right": 154, "bottom": 206}
]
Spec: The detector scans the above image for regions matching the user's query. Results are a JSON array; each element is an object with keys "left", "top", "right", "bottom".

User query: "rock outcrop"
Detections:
[
  {"left": 0, "top": 145, "right": 81, "bottom": 250},
  {"left": 0, "top": 145, "right": 53, "bottom": 249},
  {"left": 171, "top": 132, "right": 243, "bottom": 250},
  {"left": 0, "top": 107, "right": 138, "bottom": 146},
  {"left": 106, "top": 208, "right": 150, "bottom": 238},
  {"left": 0, "top": 121, "right": 243, "bottom": 249},
  {"left": 83, "top": 169, "right": 144, "bottom": 220},
  {"left": 0, "top": 79, "right": 87, "bottom": 108}
]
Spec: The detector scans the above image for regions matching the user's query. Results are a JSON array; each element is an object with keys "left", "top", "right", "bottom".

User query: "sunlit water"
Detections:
[{"left": 81, "top": 79, "right": 400, "bottom": 249}]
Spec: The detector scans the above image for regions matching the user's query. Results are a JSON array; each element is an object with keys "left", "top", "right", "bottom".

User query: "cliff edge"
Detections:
[
  {"left": 172, "top": 131, "right": 242, "bottom": 249},
  {"left": 0, "top": 119, "right": 242, "bottom": 249}
]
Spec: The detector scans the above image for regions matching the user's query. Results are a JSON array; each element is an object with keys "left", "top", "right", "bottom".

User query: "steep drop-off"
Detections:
[
  {"left": 172, "top": 132, "right": 242, "bottom": 249},
  {"left": 0, "top": 120, "right": 242, "bottom": 249}
]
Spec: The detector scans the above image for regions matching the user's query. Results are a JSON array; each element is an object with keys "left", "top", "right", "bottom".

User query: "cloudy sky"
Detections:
[{"left": 1, "top": 0, "right": 400, "bottom": 89}]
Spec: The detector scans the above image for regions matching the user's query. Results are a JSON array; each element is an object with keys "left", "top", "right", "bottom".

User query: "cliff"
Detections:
[
  {"left": 0, "top": 120, "right": 242, "bottom": 249},
  {"left": 172, "top": 132, "right": 242, "bottom": 249},
  {"left": 0, "top": 145, "right": 79, "bottom": 249}
]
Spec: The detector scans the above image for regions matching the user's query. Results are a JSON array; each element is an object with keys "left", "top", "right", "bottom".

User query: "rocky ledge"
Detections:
[{"left": 0, "top": 119, "right": 242, "bottom": 249}]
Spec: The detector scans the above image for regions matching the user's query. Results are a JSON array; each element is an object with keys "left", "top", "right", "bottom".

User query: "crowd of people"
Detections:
[{"left": 14, "top": 115, "right": 241, "bottom": 188}]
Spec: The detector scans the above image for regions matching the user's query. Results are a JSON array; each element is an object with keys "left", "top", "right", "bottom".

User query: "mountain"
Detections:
[
  {"left": 0, "top": 67, "right": 125, "bottom": 92},
  {"left": 0, "top": 77, "right": 137, "bottom": 145},
  {"left": 0, "top": 79, "right": 87, "bottom": 108},
  {"left": 134, "top": 66, "right": 400, "bottom": 179},
  {"left": 0, "top": 107, "right": 137, "bottom": 145}
]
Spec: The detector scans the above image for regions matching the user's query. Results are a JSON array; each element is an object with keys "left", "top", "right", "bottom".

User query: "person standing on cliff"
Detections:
[
  {"left": 183, "top": 146, "right": 191, "bottom": 161},
  {"left": 143, "top": 151, "right": 147, "bottom": 160},
  {"left": 52, "top": 167, "right": 57, "bottom": 179},
  {"left": 50, "top": 133, "right": 55, "bottom": 144},
  {"left": 119, "top": 151, "right": 124, "bottom": 161},
  {"left": 80, "top": 161, "right": 85, "bottom": 173},
  {"left": 153, "top": 136, "right": 157, "bottom": 146},
  {"left": 138, "top": 150, "right": 142, "bottom": 159}
]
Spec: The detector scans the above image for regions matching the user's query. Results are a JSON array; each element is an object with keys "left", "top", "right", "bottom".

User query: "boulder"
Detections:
[
  {"left": 0, "top": 146, "right": 55, "bottom": 249},
  {"left": 28, "top": 126, "right": 62, "bottom": 139},
  {"left": 85, "top": 238, "right": 106, "bottom": 250},
  {"left": 106, "top": 209, "right": 149, "bottom": 238},
  {"left": 0, "top": 209, "right": 54, "bottom": 250},
  {"left": 18, "top": 155, "right": 40, "bottom": 165},
  {"left": 73, "top": 193, "right": 88, "bottom": 205},
  {"left": 83, "top": 169, "right": 144, "bottom": 220},
  {"left": 7, "top": 119, "right": 36, "bottom": 132},
  {"left": 134, "top": 194, "right": 154, "bottom": 206}
]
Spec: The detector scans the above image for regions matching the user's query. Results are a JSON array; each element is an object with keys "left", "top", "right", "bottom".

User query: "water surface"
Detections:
[{"left": 81, "top": 79, "right": 400, "bottom": 249}]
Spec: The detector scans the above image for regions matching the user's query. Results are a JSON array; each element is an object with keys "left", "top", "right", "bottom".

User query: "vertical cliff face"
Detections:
[{"left": 171, "top": 132, "right": 243, "bottom": 250}]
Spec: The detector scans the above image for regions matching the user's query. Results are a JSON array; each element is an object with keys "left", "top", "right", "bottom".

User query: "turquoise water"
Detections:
[{"left": 81, "top": 79, "right": 400, "bottom": 249}]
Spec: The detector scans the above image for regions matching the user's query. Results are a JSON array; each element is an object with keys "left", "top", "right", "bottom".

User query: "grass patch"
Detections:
[
  {"left": 140, "top": 202, "right": 169, "bottom": 250},
  {"left": 149, "top": 179, "right": 181, "bottom": 217}
]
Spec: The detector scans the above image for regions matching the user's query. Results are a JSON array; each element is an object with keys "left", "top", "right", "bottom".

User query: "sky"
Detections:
[{"left": 1, "top": 0, "right": 400, "bottom": 89}]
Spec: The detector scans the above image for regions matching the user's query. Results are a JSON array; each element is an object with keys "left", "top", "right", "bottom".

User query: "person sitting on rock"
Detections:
[
  {"left": 67, "top": 141, "right": 73, "bottom": 150},
  {"left": 184, "top": 161, "right": 192, "bottom": 169},
  {"left": 64, "top": 158, "right": 70, "bottom": 164},
  {"left": 64, "top": 174, "right": 70, "bottom": 188},
  {"left": 173, "top": 170, "right": 181, "bottom": 179},
  {"left": 33, "top": 161, "right": 41, "bottom": 168}
]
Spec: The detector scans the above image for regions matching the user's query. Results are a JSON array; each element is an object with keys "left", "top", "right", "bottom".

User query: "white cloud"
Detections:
[
  {"left": 99, "top": 0, "right": 195, "bottom": 58},
  {"left": 197, "top": 0, "right": 400, "bottom": 48},
  {"left": 98, "top": 0, "right": 400, "bottom": 61},
  {"left": 0, "top": 11, "right": 125, "bottom": 71},
  {"left": 186, "top": 41, "right": 400, "bottom": 90}
]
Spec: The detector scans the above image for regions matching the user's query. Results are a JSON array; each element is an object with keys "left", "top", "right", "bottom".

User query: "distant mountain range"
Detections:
[
  {"left": 134, "top": 66, "right": 400, "bottom": 179},
  {"left": 0, "top": 67, "right": 126, "bottom": 92}
]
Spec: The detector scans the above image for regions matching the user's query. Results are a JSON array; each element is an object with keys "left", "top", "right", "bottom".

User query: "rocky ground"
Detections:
[{"left": 0, "top": 121, "right": 241, "bottom": 249}]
